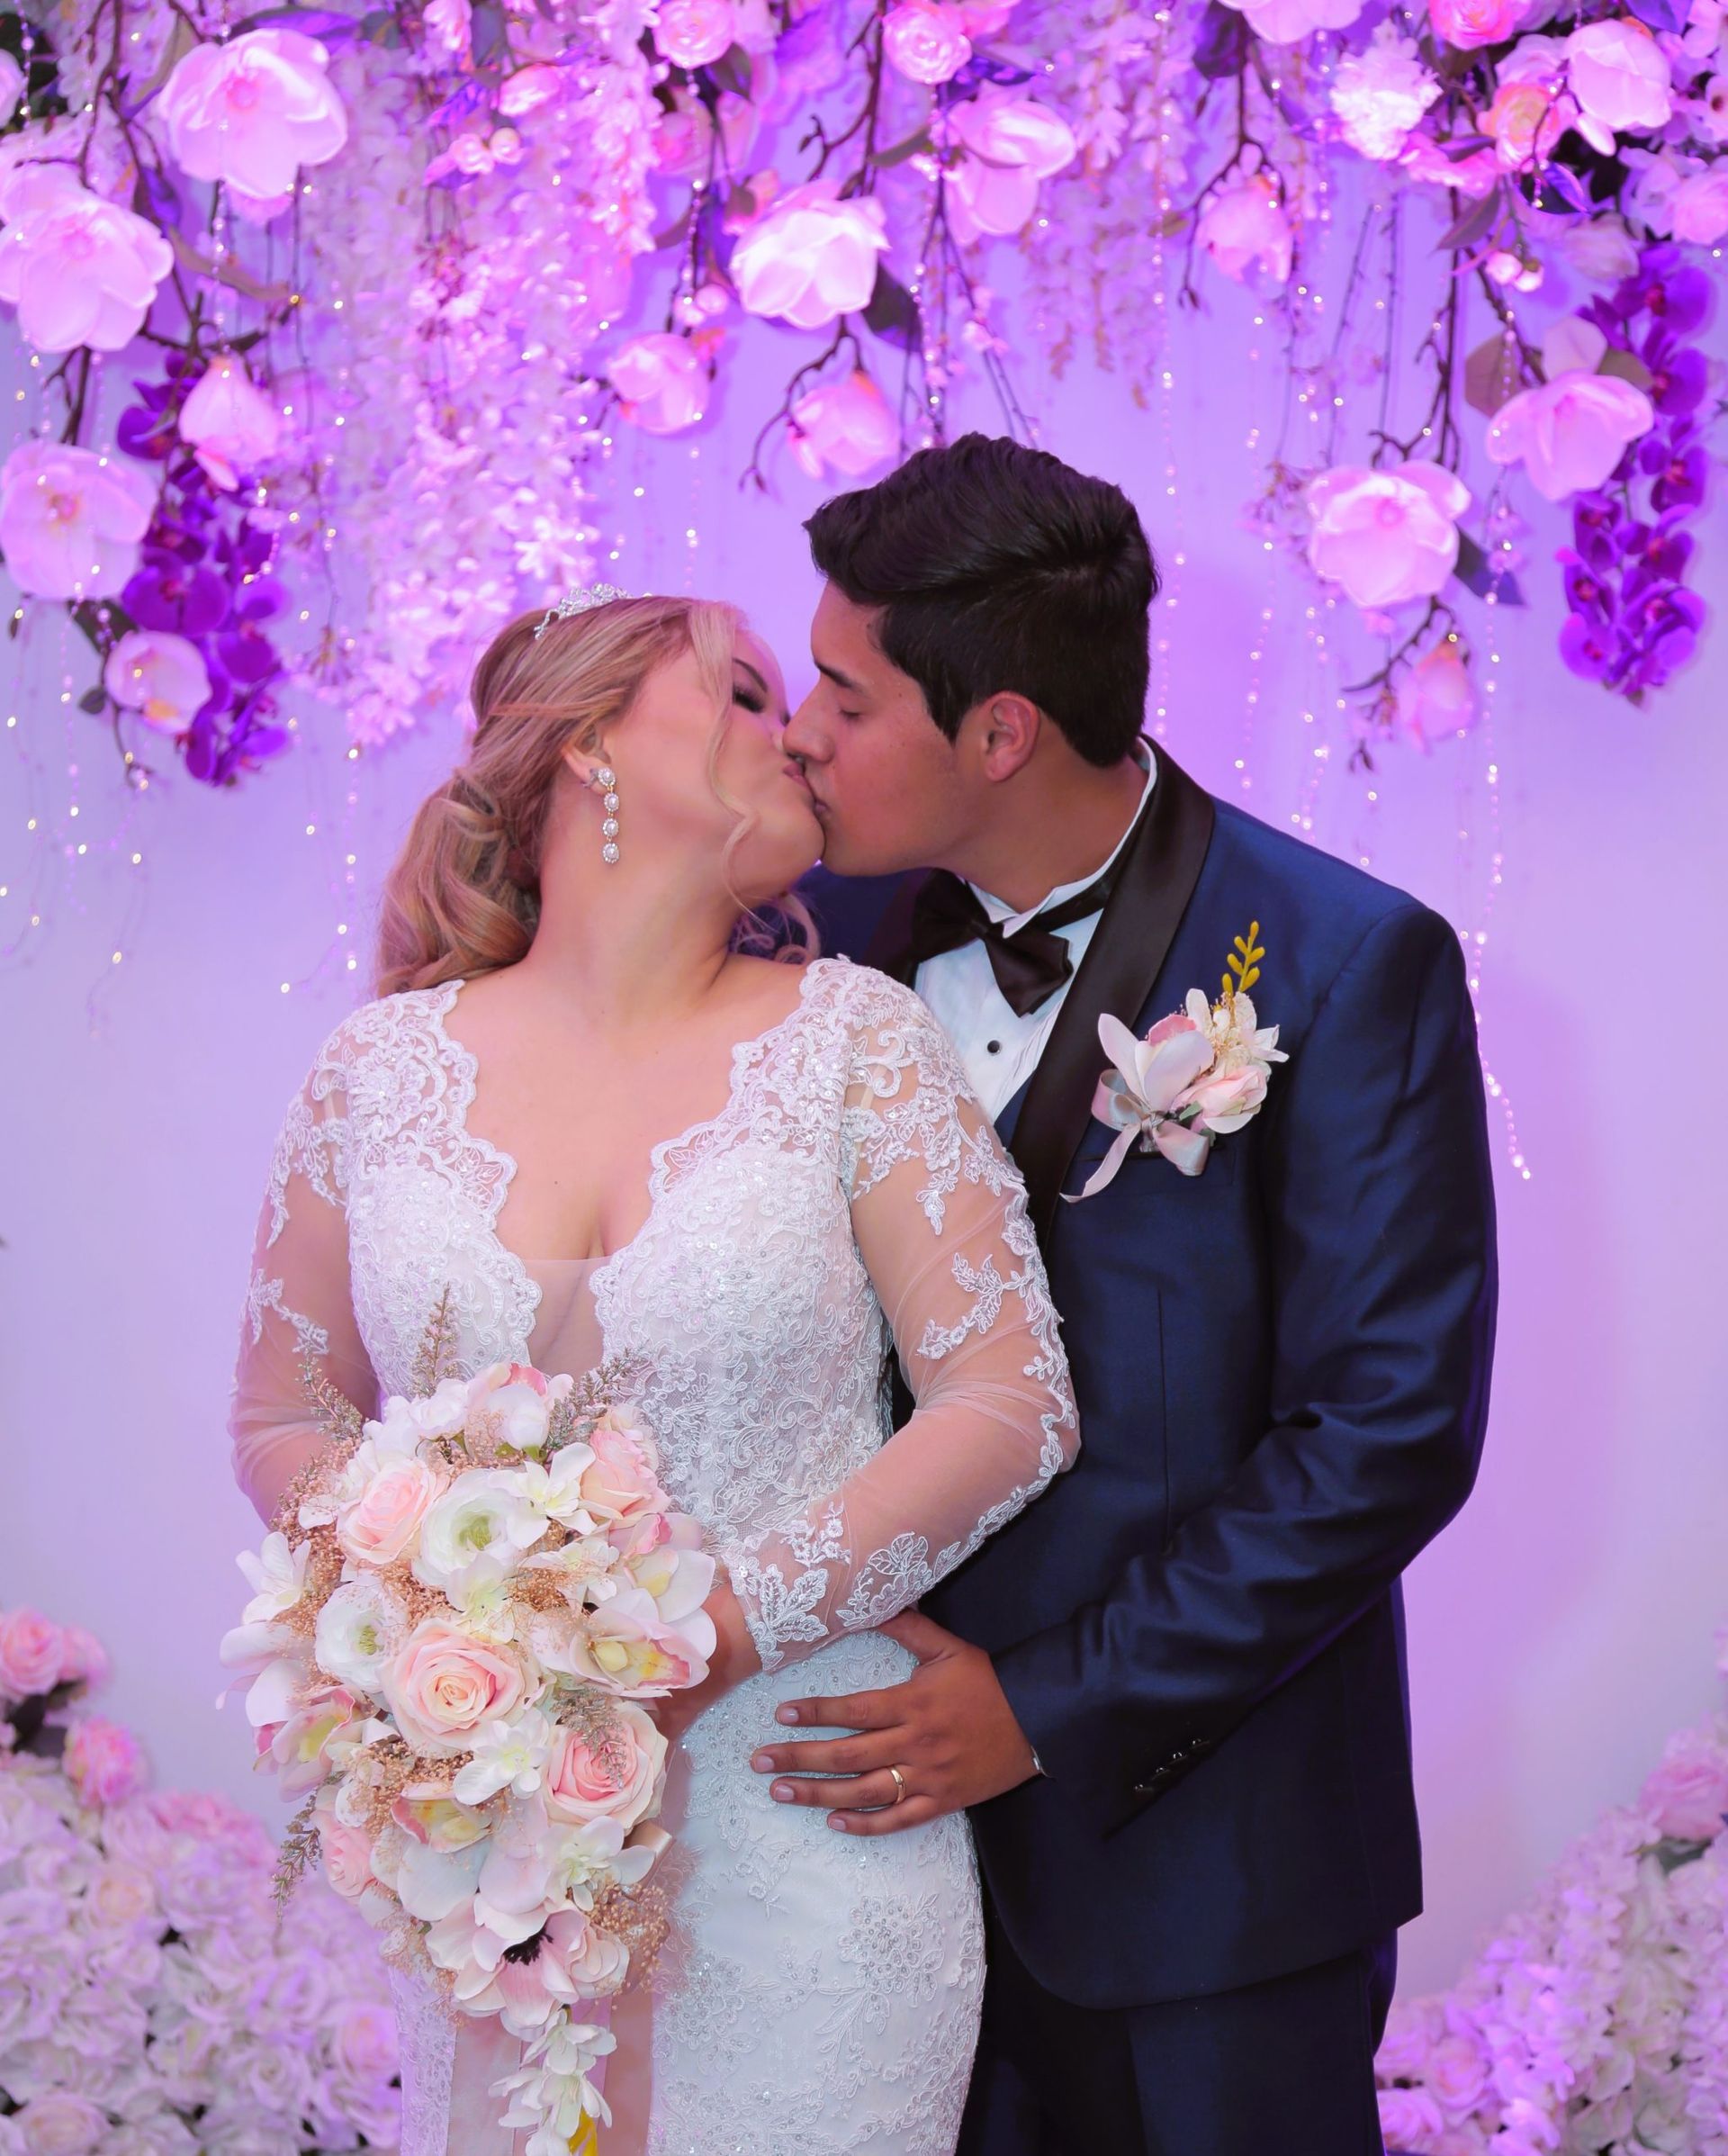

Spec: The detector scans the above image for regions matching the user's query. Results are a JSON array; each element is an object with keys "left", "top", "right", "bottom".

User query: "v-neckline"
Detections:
[{"left": 426, "top": 957, "right": 836, "bottom": 1284}]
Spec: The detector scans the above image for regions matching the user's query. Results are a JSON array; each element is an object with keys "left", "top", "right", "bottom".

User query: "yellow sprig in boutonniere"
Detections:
[{"left": 1066, "top": 921, "right": 1289, "bottom": 1201}]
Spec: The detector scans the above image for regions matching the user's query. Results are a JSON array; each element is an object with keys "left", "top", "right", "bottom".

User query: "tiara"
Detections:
[{"left": 533, "top": 582, "right": 635, "bottom": 640}]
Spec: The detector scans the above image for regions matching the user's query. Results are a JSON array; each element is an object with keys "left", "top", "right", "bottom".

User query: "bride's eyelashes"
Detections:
[{"left": 732, "top": 681, "right": 768, "bottom": 715}]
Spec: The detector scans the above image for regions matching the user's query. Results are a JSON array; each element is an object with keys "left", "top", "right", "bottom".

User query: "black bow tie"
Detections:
[{"left": 905, "top": 859, "right": 1123, "bottom": 1017}]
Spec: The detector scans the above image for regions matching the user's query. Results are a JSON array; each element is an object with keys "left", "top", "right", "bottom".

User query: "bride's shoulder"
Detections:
[
  {"left": 803, "top": 958, "right": 964, "bottom": 1079},
  {"left": 299, "top": 981, "right": 460, "bottom": 1083}
]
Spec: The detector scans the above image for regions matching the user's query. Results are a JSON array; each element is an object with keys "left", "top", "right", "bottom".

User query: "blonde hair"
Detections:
[{"left": 375, "top": 596, "right": 814, "bottom": 997}]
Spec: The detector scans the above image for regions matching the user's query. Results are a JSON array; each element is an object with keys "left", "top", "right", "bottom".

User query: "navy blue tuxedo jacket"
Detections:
[{"left": 803, "top": 752, "right": 1498, "bottom": 2013}]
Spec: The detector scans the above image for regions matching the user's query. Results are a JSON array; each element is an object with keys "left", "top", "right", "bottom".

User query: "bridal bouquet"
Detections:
[{"left": 222, "top": 1301, "right": 716, "bottom": 2153}]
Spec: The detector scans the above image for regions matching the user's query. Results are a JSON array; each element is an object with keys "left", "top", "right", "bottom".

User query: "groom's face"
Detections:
[{"left": 787, "top": 583, "right": 973, "bottom": 876}]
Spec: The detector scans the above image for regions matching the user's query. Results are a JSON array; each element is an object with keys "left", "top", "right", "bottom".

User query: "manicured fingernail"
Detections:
[
  {"left": 752, "top": 1752, "right": 774, "bottom": 1773},
  {"left": 771, "top": 1782, "right": 795, "bottom": 1803},
  {"left": 777, "top": 1706, "right": 800, "bottom": 1725},
  {"left": 827, "top": 1815, "right": 848, "bottom": 1832}
]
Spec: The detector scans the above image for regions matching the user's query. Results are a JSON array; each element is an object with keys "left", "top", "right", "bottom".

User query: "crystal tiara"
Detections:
[{"left": 532, "top": 582, "right": 635, "bottom": 640}]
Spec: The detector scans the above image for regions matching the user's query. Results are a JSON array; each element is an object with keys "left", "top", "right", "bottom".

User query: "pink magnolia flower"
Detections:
[
  {"left": 1670, "top": 164, "right": 1728, "bottom": 240},
  {"left": 1565, "top": 19, "right": 1673, "bottom": 152},
  {"left": 103, "top": 629, "right": 212, "bottom": 732},
  {"left": 63, "top": 1716, "right": 148, "bottom": 1807},
  {"left": 730, "top": 181, "right": 888, "bottom": 329},
  {"left": 177, "top": 352, "right": 283, "bottom": 491},
  {"left": 1304, "top": 460, "right": 1472, "bottom": 609},
  {"left": 884, "top": 4, "right": 972, "bottom": 84},
  {"left": 381, "top": 1619, "right": 533, "bottom": 1755},
  {"left": 946, "top": 93, "right": 1078, "bottom": 242},
  {"left": 1396, "top": 637, "right": 1478, "bottom": 750},
  {"left": 0, "top": 1606, "right": 65, "bottom": 1698},
  {"left": 657, "top": 0, "right": 738, "bottom": 66},
  {"left": 158, "top": 29, "right": 349, "bottom": 206},
  {"left": 1399, "top": 132, "right": 1499, "bottom": 196},
  {"left": 337, "top": 1455, "right": 449, "bottom": 1568},
  {"left": 1, "top": 442, "right": 155, "bottom": 601},
  {"left": 1195, "top": 173, "right": 1292, "bottom": 287},
  {"left": 0, "top": 165, "right": 174, "bottom": 353},
  {"left": 789, "top": 369, "right": 899, "bottom": 479},
  {"left": 1329, "top": 25, "right": 1441, "bottom": 160},
  {"left": 1430, "top": 0, "right": 1534, "bottom": 50},
  {"left": 1640, "top": 1731, "right": 1728, "bottom": 1841},
  {"left": 1484, "top": 322, "right": 1654, "bottom": 501},
  {"left": 544, "top": 1702, "right": 668, "bottom": 1831},
  {"left": 1219, "top": 0, "right": 1365, "bottom": 42},
  {"left": 608, "top": 332, "right": 710, "bottom": 437}
]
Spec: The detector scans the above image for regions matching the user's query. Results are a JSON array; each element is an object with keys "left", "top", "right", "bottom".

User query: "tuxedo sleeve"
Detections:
[{"left": 991, "top": 901, "right": 1497, "bottom": 1836}]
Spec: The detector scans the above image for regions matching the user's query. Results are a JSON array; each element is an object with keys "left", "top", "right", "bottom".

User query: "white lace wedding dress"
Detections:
[{"left": 230, "top": 956, "right": 1076, "bottom": 2156}]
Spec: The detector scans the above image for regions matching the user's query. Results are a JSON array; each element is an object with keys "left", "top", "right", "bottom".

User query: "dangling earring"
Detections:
[{"left": 592, "top": 762, "right": 621, "bottom": 866}]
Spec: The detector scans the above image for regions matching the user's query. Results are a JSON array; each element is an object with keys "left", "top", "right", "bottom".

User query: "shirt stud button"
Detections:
[{"left": 986, "top": 1040, "right": 1002, "bottom": 1054}]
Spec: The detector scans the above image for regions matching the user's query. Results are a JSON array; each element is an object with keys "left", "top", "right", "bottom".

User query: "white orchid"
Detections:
[
  {"left": 518, "top": 1445, "right": 599, "bottom": 1529},
  {"left": 235, "top": 1531, "right": 310, "bottom": 1624},
  {"left": 454, "top": 1705, "right": 558, "bottom": 1805}
]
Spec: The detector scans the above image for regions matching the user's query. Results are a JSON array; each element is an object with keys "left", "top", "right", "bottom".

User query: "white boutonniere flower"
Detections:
[{"left": 1068, "top": 923, "right": 1289, "bottom": 1201}]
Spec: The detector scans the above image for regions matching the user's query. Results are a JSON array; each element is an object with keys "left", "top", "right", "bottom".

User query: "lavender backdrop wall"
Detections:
[{"left": 2, "top": 281, "right": 1724, "bottom": 2001}]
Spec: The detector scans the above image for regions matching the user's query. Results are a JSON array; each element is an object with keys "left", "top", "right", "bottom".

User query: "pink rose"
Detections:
[
  {"left": 337, "top": 1456, "right": 448, "bottom": 1567},
  {"left": 1565, "top": 19, "right": 1673, "bottom": 151},
  {"left": 1484, "top": 77, "right": 1571, "bottom": 167},
  {"left": 86, "top": 1856, "right": 158, "bottom": 1929},
  {"left": 63, "top": 1716, "right": 148, "bottom": 1807},
  {"left": 382, "top": 1620, "right": 531, "bottom": 1755},
  {"left": 1424, "top": 2031, "right": 1490, "bottom": 2119},
  {"left": 0, "top": 1606, "right": 66, "bottom": 1698},
  {"left": 1430, "top": 0, "right": 1532, "bottom": 49},
  {"left": 14, "top": 2093, "right": 108, "bottom": 2156},
  {"left": 314, "top": 1791, "right": 376, "bottom": 1899},
  {"left": 56, "top": 1622, "right": 110, "bottom": 1690},
  {"left": 1220, "top": 0, "right": 1365, "bottom": 41},
  {"left": 1378, "top": 2086, "right": 1446, "bottom": 2148},
  {"left": 656, "top": 0, "right": 737, "bottom": 67},
  {"left": 330, "top": 1999, "right": 399, "bottom": 2082},
  {"left": 544, "top": 1702, "right": 668, "bottom": 1831},
  {"left": 580, "top": 1416, "right": 670, "bottom": 1539},
  {"left": 1179, "top": 1062, "right": 1270, "bottom": 1132},
  {"left": 1641, "top": 1734, "right": 1728, "bottom": 1841},
  {"left": 1304, "top": 460, "right": 1471, "bottom": 609},
  {"left": 883, "top": 3, "right": 972, "bottom": 84}
]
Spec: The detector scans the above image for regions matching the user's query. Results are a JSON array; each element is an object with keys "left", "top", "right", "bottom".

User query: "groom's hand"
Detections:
[{"left": 748, "top": 1610, "right": 1039, "bottom": 1836}]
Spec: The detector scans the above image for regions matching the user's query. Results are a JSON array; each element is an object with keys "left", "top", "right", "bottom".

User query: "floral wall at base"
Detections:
[
  {"left": 1375, "top": 1632, "right": 1728, "bottom": 2156},
  {"left": 0, "top": 1601, "right": 400, "bottom": 2156}
]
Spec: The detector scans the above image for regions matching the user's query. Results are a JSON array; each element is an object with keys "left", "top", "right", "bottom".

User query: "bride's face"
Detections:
[{"left": 596, "top": 628, "right": 821, "bottom": 907}]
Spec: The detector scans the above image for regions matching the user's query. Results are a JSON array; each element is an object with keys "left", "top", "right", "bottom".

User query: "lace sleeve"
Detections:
[
  {"left": 729, "top": 978, "right": 1078, "bottom": 1673},
  {"left": 229, "top": 1028, "right": 377, "bottom": 1524}
]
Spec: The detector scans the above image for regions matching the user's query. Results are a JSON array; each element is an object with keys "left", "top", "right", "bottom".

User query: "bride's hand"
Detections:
[{"left": 652, "top": 1579, "right": 759, "bottom": 1748}]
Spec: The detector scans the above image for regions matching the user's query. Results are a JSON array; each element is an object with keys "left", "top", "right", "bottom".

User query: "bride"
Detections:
[{"left": 229, "top": 589, "right": 1076, "bottom": 2155}]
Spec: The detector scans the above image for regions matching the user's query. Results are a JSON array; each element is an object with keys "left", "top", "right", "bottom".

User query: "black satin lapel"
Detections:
[
  {"left": 1008, "top": 753, "right": 1218, "bottom": 1241},
  {"left": 863, "top": 870, "right": 935, "bottom": 986}
]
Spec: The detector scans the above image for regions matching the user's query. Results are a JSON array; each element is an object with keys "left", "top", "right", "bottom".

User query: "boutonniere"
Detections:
[{"left": 1066, "top": 924, "right": 1289, "bottom": 1201}]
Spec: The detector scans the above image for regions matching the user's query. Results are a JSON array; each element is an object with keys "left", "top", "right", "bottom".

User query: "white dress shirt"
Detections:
[{"left": 915, "top": 749, "right": 1158, "bottom": 1121}]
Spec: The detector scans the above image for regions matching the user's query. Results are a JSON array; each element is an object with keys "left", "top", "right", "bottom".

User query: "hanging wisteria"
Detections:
[{"left": 0, "top": 0, "right": 1720, "bottom": 790}]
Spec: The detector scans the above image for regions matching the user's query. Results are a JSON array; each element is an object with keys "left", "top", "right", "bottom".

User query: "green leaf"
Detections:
[
  {"left": 1436, "top": 187, "right": 1501, "bottom": 254},
  {"left": 706, "top": 44, "right": 752, "bottom": 95},
  {"left": 1464, "top": 331, "right": 1523, "bottom": 417},
  {"left": 78, "top": 687, "right": 107, "bottom": 715},
  {"left": 1454, "top": 531, "right": 1526, "bottom": 607},
  {"left": 873, "top": 129, "right": 932, "bottom": 167},
  {"left": 862, "top": 265, "right": 921, "bottom": 352},
  {"left": 1598, "top": 347, "right": 1653, "bottom": 391}
]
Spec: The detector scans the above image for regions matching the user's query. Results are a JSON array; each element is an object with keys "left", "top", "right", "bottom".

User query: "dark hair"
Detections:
[{"left": 804, "top": 433, "right": 1157, "bottom": 767}]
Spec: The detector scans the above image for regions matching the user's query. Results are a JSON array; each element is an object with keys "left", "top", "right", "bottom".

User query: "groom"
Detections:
[{"left": 760, "top": 434, "right": 1498, "bottom": 2153}]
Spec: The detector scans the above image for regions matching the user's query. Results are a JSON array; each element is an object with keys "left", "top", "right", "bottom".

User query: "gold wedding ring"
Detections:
[{"left": 887, "top": 1765, "right": 908, "bottom": 1806}]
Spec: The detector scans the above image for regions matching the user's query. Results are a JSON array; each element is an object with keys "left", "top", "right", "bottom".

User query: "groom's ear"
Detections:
[{"left": 968, "top": 692, "right": 1043, "bottom": 784}]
